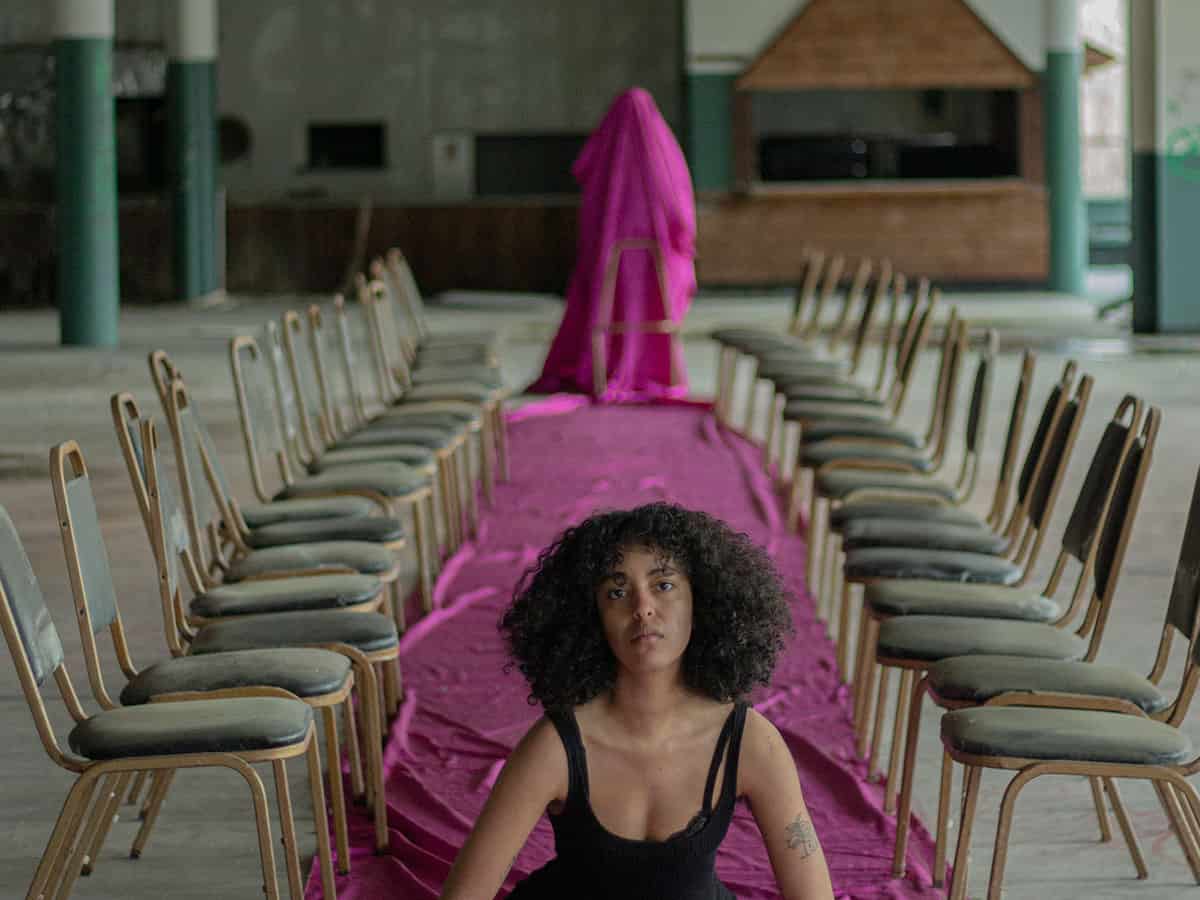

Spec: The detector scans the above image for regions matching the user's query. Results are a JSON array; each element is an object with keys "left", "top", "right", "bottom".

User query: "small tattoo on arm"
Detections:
[{"left": 785, "top": 815, "right": 818, "bottom": 858}]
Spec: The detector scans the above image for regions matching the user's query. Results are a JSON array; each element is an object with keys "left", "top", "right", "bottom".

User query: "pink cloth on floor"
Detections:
[
  {"left": 306, "top": 400, "right": 941, "bottom": 899},
  {"left": 528, "top": 88, "right": 696, "bottom": 402}
]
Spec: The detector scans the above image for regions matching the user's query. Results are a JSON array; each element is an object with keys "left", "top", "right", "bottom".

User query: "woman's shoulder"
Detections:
[{"left": 736, "top": 707, "right": 794, "bottom": 794}]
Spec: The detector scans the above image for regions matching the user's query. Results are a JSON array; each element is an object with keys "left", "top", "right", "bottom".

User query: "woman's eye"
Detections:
[
  {"left": 657, "top": 581, "right": 674, "bottom": 592},
  {"left": 607, "top": 588, "right": 626, "bottom": 600}
]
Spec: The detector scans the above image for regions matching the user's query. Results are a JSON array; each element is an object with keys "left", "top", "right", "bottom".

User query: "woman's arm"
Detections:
[
  {"left": 440, "top": 717, "right": 568, "bottom": 900},
  {"left": 740, "top": 709, "right": 835, "bottom": 900}
]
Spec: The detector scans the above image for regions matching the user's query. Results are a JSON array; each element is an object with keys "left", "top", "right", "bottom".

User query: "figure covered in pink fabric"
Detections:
[{"left": 528, "top": 88, "right": 697, "bottom": 402}]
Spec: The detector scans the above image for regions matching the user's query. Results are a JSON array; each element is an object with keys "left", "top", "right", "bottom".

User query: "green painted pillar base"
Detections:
[
  {"left": 1131, "top": 151, "right": 1161, "bottom": 333},
  {"left": 167, "top": 60, "right": 218, "bottom": 300},
  {"left": 687, "top": 73, "right": 735, "bottom": 192},
  {"left": 1044, "top": 51, "right": 1086, "bottom": 295},
  {"left": 1133, "top": 145, "right": 1200, "bottom": 332},
  {"left": 56, "top": 37, "right": 119, "bottom": 346}
]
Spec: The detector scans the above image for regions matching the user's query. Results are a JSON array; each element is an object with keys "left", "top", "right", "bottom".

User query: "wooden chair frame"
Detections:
[{"left": 0, "top": 503, "right": 335, "bottom": 900}]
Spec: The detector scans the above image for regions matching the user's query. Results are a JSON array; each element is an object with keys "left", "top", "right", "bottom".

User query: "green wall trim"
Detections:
[
  {"left": 1043, "top": 52, "right": 1086, "bottom": 295},
  {"left": 167, "top": 60, "right": 218, "bottom": 300},
  {"left": 56, "top": 37, "right": 119, "bottom": 347},
  {"left": 687, "top": 73, "right": 735, "bottom": 192}
]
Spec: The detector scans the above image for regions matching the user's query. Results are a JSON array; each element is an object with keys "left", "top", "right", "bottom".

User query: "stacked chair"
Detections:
[
  {"left": 1, "top": 247, "right": 511, "bottom": 898},
  {"left": 711, "top": 247, "right": 1200, "bottom": 898}
]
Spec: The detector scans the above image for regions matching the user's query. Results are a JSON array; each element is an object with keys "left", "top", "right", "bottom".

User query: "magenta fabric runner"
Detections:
[
  {"left": 306, "top": 400, "right": 940, "bottom": 899},
  {"left": 528, "top": 88, "right": 696, "bottom": 402}
]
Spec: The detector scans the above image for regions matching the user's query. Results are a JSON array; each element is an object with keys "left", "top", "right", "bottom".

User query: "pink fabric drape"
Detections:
[{"left": 528, "top": 88, "right": 696, "bottom": 402}]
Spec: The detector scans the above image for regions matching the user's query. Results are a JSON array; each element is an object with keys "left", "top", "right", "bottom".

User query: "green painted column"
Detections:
[
  {"left": 55, "top": 0, "right": 118, "bottom": 347},
  {"left": 1130, "top": 0, "right": 1200, "bottom": 333},
  {"left": 1044, "top": 0, "right": 1086, "bottom": 295},
  {"left": 686, "top": 71, "right": 736, "bottom": 192},
  {"left": 167, "top": 0, "right": 219, "bottom": 301}
]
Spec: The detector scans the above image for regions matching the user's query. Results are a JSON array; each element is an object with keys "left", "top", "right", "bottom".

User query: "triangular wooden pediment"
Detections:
[{"left": 738, "top": 0, "right": 1035, "bottom": 91}]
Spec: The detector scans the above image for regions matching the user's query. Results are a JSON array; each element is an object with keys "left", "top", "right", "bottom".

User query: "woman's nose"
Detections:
[{"left": 632, "top": 584, "right": 656, "bottom": 619}]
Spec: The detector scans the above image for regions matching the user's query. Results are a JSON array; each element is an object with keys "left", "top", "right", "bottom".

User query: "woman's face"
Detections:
[{"left": 596, "top": 545, "right": 694, "bottom": 678}]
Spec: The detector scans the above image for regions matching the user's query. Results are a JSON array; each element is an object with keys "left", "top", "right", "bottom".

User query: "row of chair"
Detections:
[
  {"left": 0, "top": 249, "right": 506, "bottom": 898},
  {"left": 712, "top": 249, "right": 1200, "bottom": 898}
]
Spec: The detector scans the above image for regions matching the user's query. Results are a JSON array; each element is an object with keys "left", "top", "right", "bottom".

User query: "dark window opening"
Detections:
[
  {"left": 475, "top": 134, "right": 588, "bottom": 196},
  {"left": 754, "top": 89, "right": 1019, "bottom": 182},
  {"left": 307, "top": 123, "right": 386, "bottom": 170}
]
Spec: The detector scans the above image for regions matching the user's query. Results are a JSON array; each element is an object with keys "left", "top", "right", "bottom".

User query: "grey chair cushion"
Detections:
[
  {"left": 246, "top": 515, "right": 405, "bottom": 549},
  {"left": 845, "top": 547, "right": 1022, "bottom": 584},
  {"left": 818, "top": 469, "right": 957, "bottom": 502},
  {"left": 69, "top": 697, "right": 312, "bottom": 760},
  {"left": 191, "top": 573, "right": 383, "bottom": 618},
  {"left": 334, "top": 426, "right": 459, "bottom": 453},
  {"left": 802, "top": 441, "right": 935, "bottom": 473},
  {"left": 406, "top": 382, "right": 497, "bottom": 404},
  {"left": 940, "top": 707, "right": 1192, "bottom": 766},
  {"left": 225, "top": 542, "right": 396, "bottom": 581},
  {"left": 190, "top": 609, "right": 398, "bottom": 655},
  {"left": 929, "top": 655, "right": 1171, "bottom": 714},
  {"left": 876, "top": 615, "right": 1087, "bottom": 664},
  {"left": 371, "top": 409, "right": 477, "bottom": 428},
  {"left": 758, "top": 363, "right": 848, "bottom": 383},
  {"left": 832, "top": 500, "right": 983, "bottom": 530},
  {"left": 866, "top": 580, "right": 1060, "bottom": 622},
  {"left": 120, "top": 648, "right": 353, "bottom": 705},
  {"left": 411, "top": 365, "right": 502, "bottom": 387},
  {"left": 310, "top": 445, "right": 435, "bottom": 474},
  {"left": 785, "top": 400, "right": 891, "bottom": 422},
  {"left": 842, "top": 518, "right": 1008, "bottom": 554},
  {"left": 239, "top": 497, "right": 379, "bottom": 529},
  {"left": 277, "top": 463, "right": 430, "bottom": 500},
  {"left": 802, "top": 421, "right": 923, "bottom": 449},
  {"left": 781, "top": 386, "right": 883, "bottom": 406}
]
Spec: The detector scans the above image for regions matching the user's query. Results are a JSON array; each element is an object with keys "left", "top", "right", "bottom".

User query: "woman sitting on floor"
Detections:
[{"left": 441, "top": 502, "right": 835, "bottom": 899}]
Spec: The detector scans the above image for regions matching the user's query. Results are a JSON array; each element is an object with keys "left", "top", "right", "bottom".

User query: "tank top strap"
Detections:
[
  {"left": 701, "top": 702, "right": 748, "bottom": 814},
  {"left": 545, "top": 707, "right": 590, "bottom": 808}
]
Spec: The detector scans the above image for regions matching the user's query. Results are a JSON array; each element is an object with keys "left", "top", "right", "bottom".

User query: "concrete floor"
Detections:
[{"left": 1, "top": 279, "right": 1199, "bottom": 898}]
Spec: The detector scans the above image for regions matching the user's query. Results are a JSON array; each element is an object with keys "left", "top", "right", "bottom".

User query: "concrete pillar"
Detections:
[
  {"left": 686, "top": 65, "right": 736, "bottom": 192},
  {"left": 1044, "top": 0, "right": 1087, "bottom": 295},
  {"left": 1129, "top": 0, "right": 1200, "bottom": 333},
  {"left": 167, "top": 0, "right": 219, "bottom": 302},
  {"left": 55, "top": 0, "right": 119, "bottom": 347}
]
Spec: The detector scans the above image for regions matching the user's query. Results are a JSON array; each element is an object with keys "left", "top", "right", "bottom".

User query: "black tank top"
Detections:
[{"left": 507, "top": 702, "right": 748, "bottom": 900}]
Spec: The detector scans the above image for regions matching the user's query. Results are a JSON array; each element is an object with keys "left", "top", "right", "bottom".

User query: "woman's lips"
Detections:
[{"left": 632, "top": 632, "right": 664, "bottom": 643}]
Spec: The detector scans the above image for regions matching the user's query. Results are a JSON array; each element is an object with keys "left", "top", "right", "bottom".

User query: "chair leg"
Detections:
[
  {"left": 1158, "top": 781, "right": 1200, "bottom": 881},
  {"left": 836, "top": 581, "right": 855, "bottom": 683},
  {"left": 1102, "top": 777, "right": 1148, "bottom": 879},
  {"left": 885, "top": 670, "right": 914, "bottom": 815},
  {"left": 934, "top": 750, "right": 954, "bottom": 888},
  {"left": 272, "top": 760, "right": 305, "bottom": 900},
  {"left": 1168, "top": 778, "right": 1200, "bottom": 883},
  {"left": 891, "top": 675, "right": 929, "bottom": 879},
  {"left": 867, "top": 666, "right": 891, "bottom": 778},
  {"left": 51, "top": 775, "right": 116, "bottom": 900},
  {"left": 948, "top": 765, "right": 982, "bottom": 900},
  {"left": 322, "top": 706, "right": 352, "bottom": 876},
  {"left": 26, "top": 773, "right": 99, "bottom": 900},
  {"left": 460, "top": 439, "right": 479, "bottom": 540},
  {"left": 79, "top": 771, "right": 132, "bottom": 875},
  {"left": 852, "top": 614, "right": 878, "bottom": 742},
  {"left": 344, "top": 694, "right": 365, "bottom": 801},
  {"left": 480, "top": 411, "right": 496, "bottom": 507},
  {"left": 408, "top": 494, "right": 433, "bottom": 615},
  {"left": 493, "top": 404, "right": 511, "bottom": 482},
  {"left": 125, "top": 771, "right": 149, "bottom": 807},
  {"left": 987, "top": 768, "right": 1042, "bottom": 900},
  {"left": 354, "top": 659, "right": 389, "bottom": 853},
  {"left": 129, "top": 770, "right": 174, "bottom": 860},
  {"left": 233, "top": 760, "right": 282, "bottom": 900},
  {"left": 306, "top": 736, "right": 338, "bottom": 899},
  {"left": 805, "top": 497, "right": 825, "bottom": 598},
  {"left": 1176, "top": 781, "right": 1200, "bottom": 864},
  {"left": 1088, "top": 776, "right": 1113, "bottom": 842},
  {"left": 821, "top": 533, "right": 839, "bottom": 624}
]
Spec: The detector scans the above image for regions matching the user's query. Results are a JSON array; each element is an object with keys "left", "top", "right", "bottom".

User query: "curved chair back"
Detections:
[
  {"left": 281, "top": 309, "right": 332, "bottom": 462},
  {"left": 786, "top": 250, "right": 824, "bottom": 336},
  {"left": 846, "top": 261, "right": 891, "bottom": 376},
  {"left": 802, "top": 254, "right": 845, "bottom": 338},
  {"left": 984, "top": 350, "right": 1036, "bottom": 529},
  {"left": 384, "top": 247, "right": 431, "bottom": 346},
  {"left": 229, "top": 334, "right": 296, "bottom": 503},
  {"left": 827, "top": 257, "right": 873, "bottom": 349}
]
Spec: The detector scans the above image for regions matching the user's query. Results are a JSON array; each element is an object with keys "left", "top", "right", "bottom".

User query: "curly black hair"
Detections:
[{"left": 500, "top": 502, "right": 794, "bottom": 709}]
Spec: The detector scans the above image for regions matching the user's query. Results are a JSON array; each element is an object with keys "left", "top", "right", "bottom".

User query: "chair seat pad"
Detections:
[
  {"left": 335, "top": 426, "right": 459, "bottom": 452},
  {"left": 818, "top": 469, "right": 956, "bottom": 502},
  {"left": 412, "top": 365, "right": 502, "bottom": 387},
  {"left": 277, "top": 463, "right": 429, "bottom": 500},
  {"left": 69, "top": 697, "right": 312, "bottom": 760},
  {"left": 240, "top": 497, "right": 379, "bottom": 529},
  {"left": 781, "top": 385, "right": 882, "bottom": 406},
  {"left": 929, "top": 655, "right": 1171, "bottom": 714},
  {"left": 310, "top": 445, "right": 435, "bottom": 474},
  {"left": 190, "top": 609, "right": 399, "bottom": 655},
  {"left": 757, "top": 357, "right": 845, "bottom": 376},
  {"left": 406, "top": 382, "right": 496, "bottom": 404},
  {"left": 226, "top": 543, "right": 396, "bottom": 581},
  {"left": 423, "top": 329, "right": 498, "bottom": 347},
  {"left": 845, "top": 547, "right": 1022, "bottom": 584},
  {"left": 192, "top": 573, "right": 383, "bottom": 618},
  {"left": 832, "top": 501, "right": 983, "bottom": 530},
  {"left": 802, "top": 421, "right": 923, "bottom": 449},
  {"left": 866, "top": 580, "right": 1059, "bottom": 621},
  {"left": 246, "top": 515, "right": 405, "bottom": 549},
  {"left": 940, "top": 707, "right": 1191, "bottom": 766},
  {"left": 371, "top": 409, "right": 477, "bottom": 430},
  {"left": 785, "top": 400, "right": 891, "bottom": 422},
  {"left": 120, "top": 648, "right": 352, "bottom": 706},
  {"left": 877, "top": 615, "right": 1086, "bottom": 664},
  {"left": 803, "top": 441, "right": 935, "bottom": 473},
  {"left": 843, "top": 518, "right": 1007, "bottom": 554}
]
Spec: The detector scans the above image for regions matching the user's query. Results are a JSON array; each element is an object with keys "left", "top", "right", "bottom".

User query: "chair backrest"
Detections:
[
  {"left": 920, "top": 307, "right": 964, "bottom": 456},
  {"left": 1004, "top": 361, "right": 1076, "bottom": 537},
  {"left": 886, "top": 282, "right": 937, "bottom": 417},
  {"left": 787, "top": 250, "right": 824, "bottom": 336},
  {"left": 1158, "top": 464, "right": 1200, "bottom": 725},
  {"left": 50, "top": 441, "right": 139, "bottom": 711},
  {"left": 828, "top": 258, "right": 873, "bottom": 349},
  {"left": 281, "top": 309, "right": 332, "bottom": 461},
  {"left": 947, "top": 328, "right": 998, "bottom": 497},
  {"left": 306, "top": 302, "right": 355, "bottom": 443},
  {"left": 984, "top": 350, "right": 1036, "bottom": 529},
  {"left": 360, "top": 276, "right": 419, "bottom": 403},
  {"left": 384, "top": 247, "right": 431, "bottom": 343},
  {"left": 802, "top": 254, "right": 845, "bottom": 338},
  {"left": 846, "top": 260, "right": 891, "bottom": 375},
  {"left": 329, "top": 293, "right": 381, "bottom": 430},
  {"left": 874, "top": 273, "right": 906, "bottom": 393},
  {"left": 229, "top": 334, "right": 296, "bottom": 502}
]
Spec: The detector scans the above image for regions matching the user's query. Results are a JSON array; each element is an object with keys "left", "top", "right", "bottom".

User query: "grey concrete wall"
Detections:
[{"left": 216, "top": 0, "right": 684, "bottom": 202}]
